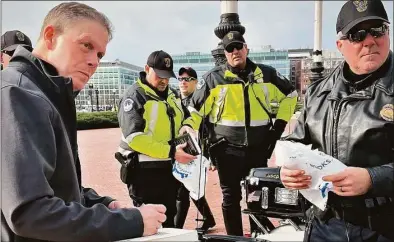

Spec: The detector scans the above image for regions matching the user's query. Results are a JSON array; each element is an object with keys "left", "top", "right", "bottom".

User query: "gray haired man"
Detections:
[
  {"left": 280, "top": 1, "right": 393, "bottom": 241},
  {"left": 1, "top": 2, "right": 166, "bottom": 241}
]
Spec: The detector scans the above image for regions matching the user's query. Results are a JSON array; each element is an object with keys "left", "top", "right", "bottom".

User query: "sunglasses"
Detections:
[
  {"left": 1, "top": 50, "right": 14, "bottom": 56},
  {"left": 178, "top": 77, "right": 196, "bottom": 82},
  {"left": 225, "top": 42, "right": 244, "bottom": 53},
  {"left": 340, "top": 24, "right": 388, "bottom": 43}
]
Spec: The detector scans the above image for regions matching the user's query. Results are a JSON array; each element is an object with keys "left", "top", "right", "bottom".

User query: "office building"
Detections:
[
  {"left": 288, "top": 49, "right": 313, "bottom": 99},
  {"left": 75, "top": 59, "right": 143, "bottom": 112}
]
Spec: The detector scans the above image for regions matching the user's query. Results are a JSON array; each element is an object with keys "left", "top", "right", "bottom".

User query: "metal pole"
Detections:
[
  {"left": 113, "top": 89, "right": 117, "bottom": 112},
  {"left": 95, "top": 89, "right": 99, "bottom": 112},
  {"left": 88, "top": 84, "right": 93, "bottom": 112},
  {"left": 314, "top": 0, "right": 322, "bottom": 55},
  {"left": 310, "top": 0, "right": 324, "bottom": 82},
  {"left": 211, "top": 0, "right": 245, "bottom": 66},
  {"left": 220, "top": 0, "right": 238, "bottom": 14}
]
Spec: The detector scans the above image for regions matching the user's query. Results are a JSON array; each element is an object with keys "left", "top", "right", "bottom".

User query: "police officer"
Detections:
[
  {"left": 180, "top": 32, "right": 298, "bottom": 235},
  {"left": 117, "top": 50, "right": 196, "bottom": 228},
  {"left": 1, "top": 30, "right": 32, "bottom": 70},
  {"left": 280, "top": 1, "right": 393, "bottom": 241},
  {"left": 174, "top": 67, "right": 216, "bottom": 231}
]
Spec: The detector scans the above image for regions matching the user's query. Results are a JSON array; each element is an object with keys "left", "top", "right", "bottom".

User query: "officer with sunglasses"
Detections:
[
  {"left": 180, "top": 31, "right": 298, "bottom": 235},
  {"left": 280, "top": 1, "right": 393, "bottom": 241},
  {"left": 1, "top": 30, "right": 32, "bottom": 70},
  {"left": 177, "top": 67, "right": 199, "bottom": 107},
  {"left": 174, "top": 67, "right": 216, "bottom": 231}
]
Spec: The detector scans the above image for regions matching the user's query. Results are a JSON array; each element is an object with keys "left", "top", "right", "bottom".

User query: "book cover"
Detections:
[{"left": 170, "top": 133, "right": 201, "bottom": 156}]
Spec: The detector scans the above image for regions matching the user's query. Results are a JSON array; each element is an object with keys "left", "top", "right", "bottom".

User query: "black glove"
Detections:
[
  {"left": 271, "top": 119, "right": 287, "bottom": 140},
  {"left": 266, "top": 119, "right": 288, "bottom": 158}
]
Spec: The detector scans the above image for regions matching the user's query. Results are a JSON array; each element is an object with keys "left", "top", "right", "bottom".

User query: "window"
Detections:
[{"left": 265, "top": 56, "right": 275, "bottom": 60}]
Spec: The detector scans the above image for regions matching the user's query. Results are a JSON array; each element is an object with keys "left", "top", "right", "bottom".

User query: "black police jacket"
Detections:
[{"left": 285, "top": 52, "right": 393, "bottom": 198}]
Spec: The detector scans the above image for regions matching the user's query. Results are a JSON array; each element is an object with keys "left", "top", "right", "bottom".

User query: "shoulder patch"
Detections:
[
  {"left": 123, "top": 98, "right": 134, "bottom": 112},
  {"left": 197, "top": 78, "right": 205, "bottom": 90},
  {"left": 276, "top": 70, "right": 286, "bottom": 80}
]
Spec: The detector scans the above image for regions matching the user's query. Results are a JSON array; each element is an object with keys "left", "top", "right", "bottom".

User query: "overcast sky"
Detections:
[{"left": 2, "top": 1, "right": 393, "bottom": 67}]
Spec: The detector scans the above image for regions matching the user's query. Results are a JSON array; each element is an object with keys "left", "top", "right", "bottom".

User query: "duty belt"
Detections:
[
  {"left": 328, "top": 196, "right": 394, "bottom": 231},
  {"left": 138, "top": 154, "right": 172, "bottom": 169},
  {"left": 330, "top": 196, "right": 393, "bottom": 210}
]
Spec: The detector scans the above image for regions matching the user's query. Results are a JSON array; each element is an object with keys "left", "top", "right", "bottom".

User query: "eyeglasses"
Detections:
[
  {"left": 178, "top": 77, "right": 196, "bottom": 82},
  {"left": 1, "top": 50, "right": 14, "bottom": 56},
  {"left": 225, "top": 42, "right": 244, "bottom": 53},
  {"left": 339, "top": 24, "right": 388, "bottom": 43}
]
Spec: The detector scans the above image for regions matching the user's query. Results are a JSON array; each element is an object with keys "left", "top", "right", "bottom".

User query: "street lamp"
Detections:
[
  {"left": 88, "top": 84, "right": 94, "bottom": 112},
  {"left": 211, "top": 0, "right": 245, "bottom": 66},
  {"left": 95, "top": 89, "right": 99, "bottom": 112},
  {"left": 112, "top": 89, "right": 117, "bottom": 112},
  {"left": 309, "top": 0, "right": 325, "bottom": 82}
]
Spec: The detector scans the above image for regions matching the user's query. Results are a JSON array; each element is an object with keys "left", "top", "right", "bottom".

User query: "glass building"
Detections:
[
  {"left": 171, "top": 46, "right": 290, "bottom": 90},
  {"left": 75, "top": 59, "right": 143, "bottom": 112}
]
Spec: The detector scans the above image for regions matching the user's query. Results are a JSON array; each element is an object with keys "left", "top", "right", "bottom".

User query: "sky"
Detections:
[{"left": 2, "top": 1, "right": 393, "bottom": 67}]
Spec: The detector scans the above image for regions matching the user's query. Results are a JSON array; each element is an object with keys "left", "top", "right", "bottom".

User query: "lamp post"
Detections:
[
  {"left": 88, "top": 84, "right": 93, "bottom": 112},
  {"left": 112, "top": 89, "right": 117, "bottom": 112},
  {"left": 95, "top": 89, "right": 99, "bottom": 112},
  {"left": 211, "top": 0, "right": 245, "bottom": 66},
  {"left": 309, "top": 0, "right": 324, "bottom": 82}
]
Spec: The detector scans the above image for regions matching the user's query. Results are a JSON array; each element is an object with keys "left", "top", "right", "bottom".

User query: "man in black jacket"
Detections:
[
  {"left": 1, "top": 2, "right": 166, "bottom": 242},
  {"left": 280, "top": 1, "right": 393, "bottom": 241}
]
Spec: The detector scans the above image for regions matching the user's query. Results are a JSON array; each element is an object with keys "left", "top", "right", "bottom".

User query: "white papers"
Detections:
[
  {"left": 172, "top": 155, "right": 210, "bottom": 200},
  {"left": 117, "top": 228, "right": 199, "bottom": 241},
  {"left": 275, "top": 141, "right": 347, "bottom": 210}
]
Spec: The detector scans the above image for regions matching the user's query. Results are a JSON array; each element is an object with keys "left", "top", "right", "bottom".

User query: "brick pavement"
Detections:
[{"left": 77, "top": 119, "right": 297, "bottom": 235}]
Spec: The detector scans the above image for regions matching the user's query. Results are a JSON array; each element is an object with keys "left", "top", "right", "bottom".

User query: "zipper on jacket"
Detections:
[
  {"left": 216, "top": 97, "right": 226, "bottom": 122},
  {"left": 331, "top": 95, "right": 367, "bottom": 159},
  {"left": 173, "top": 96, "right": 184, "bottom": 121},
  {"left": 243, "top": 82, "right": 250, "bottom": 146},
  {"left": 331, "top": 100, "right": 343, "bottom": 159},
  {"left": 146, "top": 92, "right": 177, "bottom": 141},
  {"left": 244, "top": 85, "right": 251, "bottom": 127}
]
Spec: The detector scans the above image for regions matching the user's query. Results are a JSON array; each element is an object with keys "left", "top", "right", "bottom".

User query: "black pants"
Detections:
[
  {"left": 175, "top": 183, "right": 215, "bottom": 229},
  {"left": 305, "top": 205, "right": 394, "bottom": 242},
  {"left": 215, "top": 144, "right": 268, "bottom": 236},
  {"left": 127, "top": 165, "right": 180, "bottom": 228},
  {"left": 306, "top": 217, "right": 394, "bottom": 242}
]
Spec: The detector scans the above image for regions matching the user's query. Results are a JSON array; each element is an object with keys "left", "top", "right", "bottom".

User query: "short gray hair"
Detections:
[{"left": 39, "top": 2, "right": 114, "bottom": 41}]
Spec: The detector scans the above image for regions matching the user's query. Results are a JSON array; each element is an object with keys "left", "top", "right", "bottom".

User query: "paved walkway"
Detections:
[{"left": 78, "top": 118, "right": 298, "bottom": 235}]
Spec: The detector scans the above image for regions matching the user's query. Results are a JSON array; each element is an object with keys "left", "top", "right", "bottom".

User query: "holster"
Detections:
[
  {"left": 201, "top": 138, "right": 211, "bottom": 159},
  {"left": 115, "top": 152, "right": 138, "bottom": 184}
]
